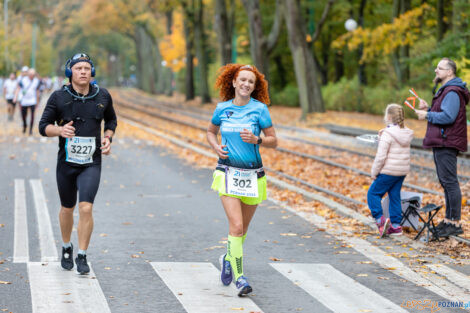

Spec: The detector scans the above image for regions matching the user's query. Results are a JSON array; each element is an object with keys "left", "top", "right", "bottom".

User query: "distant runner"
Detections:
[{"left": 3, "top": 73, "right": 17, "bottom": 121}]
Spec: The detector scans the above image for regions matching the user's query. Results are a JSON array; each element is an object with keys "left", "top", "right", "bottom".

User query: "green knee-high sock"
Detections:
[
  {"left": 227, "top": 235, "right": 244, "bottom": 280},
  {"left": 225, "top": 234, "right": 247, "bottom": 260}
]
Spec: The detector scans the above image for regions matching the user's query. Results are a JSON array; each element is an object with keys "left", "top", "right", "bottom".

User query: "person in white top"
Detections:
[
  {"left": 14, "top": 68, "right": 40, "bottom": 135},
  {"left": 3, "top": 73, "right": 17, "bottom": 121}
]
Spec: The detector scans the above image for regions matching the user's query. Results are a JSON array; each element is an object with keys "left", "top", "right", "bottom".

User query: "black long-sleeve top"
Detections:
[{"left": 39, "top": 84, "right": 117, "bottom": 167}]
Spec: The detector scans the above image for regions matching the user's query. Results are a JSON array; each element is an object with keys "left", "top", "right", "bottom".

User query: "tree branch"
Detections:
[
  {"left": 266, "top": 0, "right": 284, "bottom": 53},
  {"left": 311, "top": 0, "right": 335, "bottom": 43}
]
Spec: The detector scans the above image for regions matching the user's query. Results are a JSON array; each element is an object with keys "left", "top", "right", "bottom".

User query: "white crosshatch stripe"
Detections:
[
  {"left": 426, "top": 263, "right": 470, "bottom": 292},
  {"left": 151, "top": 262, "right": 263, "bottom": 313},
  {"left": 30, "top": 179, "right": 58, "bottom": 262},
  {"left": 14, "top": 179, "right": 29, "bottom": 263},
  {"left": 28, "top": 262, "right": 111, "bottom": 313},
  {"left": 271, "top": 263, "right": 408, "bottom": 313},
  {"left": 269, "top": 197, "right": 470, "bottom": 304}
]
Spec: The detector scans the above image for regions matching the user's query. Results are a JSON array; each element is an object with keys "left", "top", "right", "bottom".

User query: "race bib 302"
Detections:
[{"left": 225, "top": 166, "right": 259, "bottom": 198}]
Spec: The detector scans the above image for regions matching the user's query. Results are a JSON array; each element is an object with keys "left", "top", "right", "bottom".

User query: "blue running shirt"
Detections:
[{"left": 211, "top": 98, "right": 273, "bottom": 169}]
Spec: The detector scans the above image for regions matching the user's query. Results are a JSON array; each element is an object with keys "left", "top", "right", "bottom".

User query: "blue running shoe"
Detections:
[
  {"left": 219, "top": 254, "right": 232, "bottom": 286},
  {"left": 235, "top": 276, "right": 252, "bottom": 297}
]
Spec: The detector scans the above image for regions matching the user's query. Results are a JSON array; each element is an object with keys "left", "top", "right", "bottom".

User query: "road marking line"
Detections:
[
  {"left": 427, "top": 264, "right": 470, "bottom": 292},
  {"left": 271, "top": 263, "right": 407, "bottom": 313},
  {"left": 268, "top": 198, "right": 470, "bottom": 303},
  {"left": 14, "top": 179, "right": 29, "bottom": 263},
  {"left": 28, "top": 262, "right": 111, "bottom": 313},
  {"left": 30, "top": 179, "right": 58, "bottom": 262},
  {"left": 339, "top": 236, "right": 470, "bottom": 302},
  {"left": 151, "top": 262, "right": 263, "bottom": 313}
]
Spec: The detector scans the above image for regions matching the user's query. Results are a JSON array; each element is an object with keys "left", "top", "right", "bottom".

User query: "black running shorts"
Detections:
[{"left": 56, "top": 162, "right": 101, "bottom": 208}]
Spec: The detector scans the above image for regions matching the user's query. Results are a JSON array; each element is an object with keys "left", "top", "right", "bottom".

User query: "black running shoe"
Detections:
[
  {"left": 75, "top": 254, "right": 90, "bottom": 274},
  {"left": 438, "top": 223, "right": 464, "bottom": 238},
  {"left": 61, "top": 243, "right": 74, "bottom": 270},
  {"left": 434, "top": 220, "right": 447, "bottom": 232}
]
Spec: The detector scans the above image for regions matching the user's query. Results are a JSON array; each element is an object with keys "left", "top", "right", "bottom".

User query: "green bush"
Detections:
[
  {"left": 271, "top": 84, "right": 300, "bottom": 107},
  {"left": 322, "top": 77, "right": 420, "bottom": 118}
]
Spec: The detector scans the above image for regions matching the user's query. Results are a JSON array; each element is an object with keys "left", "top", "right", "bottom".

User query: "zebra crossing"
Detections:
[{"left": 6, "top": 173, "right": 470, "bottom": 312}]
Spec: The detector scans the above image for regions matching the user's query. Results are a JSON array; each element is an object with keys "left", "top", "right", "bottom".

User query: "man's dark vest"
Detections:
[{"left": 423, "top": 85, "right": 470, "bottom": 152}]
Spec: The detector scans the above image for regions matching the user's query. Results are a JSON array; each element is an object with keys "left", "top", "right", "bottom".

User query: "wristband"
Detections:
[
  {"left": 105, "top": 135, "right": 112, "bottom": 143},
  {"left": 257, "top": 137, "right": 262, "bottom": 145}
]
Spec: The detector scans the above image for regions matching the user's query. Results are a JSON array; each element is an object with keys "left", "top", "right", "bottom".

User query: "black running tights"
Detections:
[{"left": 21, "top": 105, "right": 36, "bottom": 133}]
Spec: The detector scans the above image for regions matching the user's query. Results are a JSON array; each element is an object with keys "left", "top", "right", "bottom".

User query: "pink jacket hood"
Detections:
[
  {"left": 371, "top": 125, "right": 414, "bottom": 178},
  {"left": 383, "top": 125, "right": 414, "bottom": 147}
]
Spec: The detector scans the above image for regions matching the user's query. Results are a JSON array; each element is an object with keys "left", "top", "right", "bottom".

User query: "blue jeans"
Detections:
[{"left": 367, "top": 174, "right": 405, "bottom": 224}]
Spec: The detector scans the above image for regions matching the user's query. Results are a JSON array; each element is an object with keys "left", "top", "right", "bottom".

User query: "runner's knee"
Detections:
[{"left": 78, "top": 202, "right": 93, "bottom": 216}]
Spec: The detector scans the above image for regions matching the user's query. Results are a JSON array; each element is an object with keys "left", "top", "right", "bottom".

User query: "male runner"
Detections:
[{"left": 39, "top": 53, "right": 117, "bottom": 274}]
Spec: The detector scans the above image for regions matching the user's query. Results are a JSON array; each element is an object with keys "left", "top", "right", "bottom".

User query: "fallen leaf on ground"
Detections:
[
  {"left": 280, "top": 233, "right": 297, "bottom": 236},
  {"left": 0, "top": 281, "right": 11, "bottom": 284},
  {"left": 270, "top": 257, "right": 282, "bottom": 261},
  {"left": 357, "top": 274, "right": 368, "bottom": 277}
]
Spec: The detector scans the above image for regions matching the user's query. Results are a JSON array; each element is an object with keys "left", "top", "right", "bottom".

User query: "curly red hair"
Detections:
[{"left": 214, "top": 64, "right": 270, "bottom": 104}]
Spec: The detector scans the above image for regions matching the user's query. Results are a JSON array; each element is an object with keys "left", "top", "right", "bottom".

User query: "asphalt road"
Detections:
[{"left": 0, "top": 131, "right": 469, "bottom": 313}]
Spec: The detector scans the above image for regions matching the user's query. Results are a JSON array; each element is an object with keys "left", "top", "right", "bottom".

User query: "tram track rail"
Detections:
[
  {"left": 117, "top": 110, "right": 470, "bottom": 247},
  {"left": 114, "top": 97, "right": 443, "bottom": 198},
  {"left": 114, "top": 90, "right": 470, "bottom": 181}
]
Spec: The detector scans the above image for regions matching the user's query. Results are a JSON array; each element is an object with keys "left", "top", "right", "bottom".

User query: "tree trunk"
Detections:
[
  {"left": 194, "top": 0, "right": 211, "bottom": 103},
  {"left": 214, "top": 0, "right": 232, "bottom": 65},
  {"left": 391, "top": 0, "right": 403, "bottom": 85},
  {"left": 157, "top": 9, "right": 174, "bottom": 96},
  {"left": 134, "top": 25, "right": 158, "bottom": 94},
  {"left": 399, "top": 0, "right": 410, "bottom": 83},
  {"left": 333, "top": 51, "right": 343, "bottom": 82},
  {"left": 284, "top": 0, "right": 324, "bottom": 119},
  {"left": 241, "top": 0, "right": 283, "bottom": 79},
  {"left": 182, "top": 2, "right": 195, "bottom": 100},
  {"left": 273, "top": 55, "right": 287, "bottom": 88},
  {"left": 241, "top": 0, "right": 267, "bottom": 73},
  {"left": 436, "top": 0, "right": 444, "bottom": 41},
  {"left": 358, "top": 0, "right": 367, "bottom": 86}
]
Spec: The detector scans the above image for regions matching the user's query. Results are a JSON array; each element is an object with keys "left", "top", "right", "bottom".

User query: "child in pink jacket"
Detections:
[{"left": 367, "top": 104, "right": 414, "bottom": 237}]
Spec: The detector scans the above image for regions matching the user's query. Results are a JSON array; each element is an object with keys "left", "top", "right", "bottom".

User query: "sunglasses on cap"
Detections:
[{"left": 71, "top": 53, "right": 91, "bottom": 61}]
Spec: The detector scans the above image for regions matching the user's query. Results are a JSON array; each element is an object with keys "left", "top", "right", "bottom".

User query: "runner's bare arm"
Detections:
[
  {"left": 100, "top": 129, "right": 114, "bottom": 155},
  {"left": 207, "top": 122, "right": 228, "bottom": 159},
  {"left": 240, "top": 126, "right": 277, "bottom": 148}
]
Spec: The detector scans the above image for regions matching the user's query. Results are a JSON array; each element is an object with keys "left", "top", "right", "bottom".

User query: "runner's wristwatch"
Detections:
[
  {"left": 257, "top": 137, "right": 262, "bottom": 145},
  {"left": 105, "top": 135, "right": 113, "bottom": 143}
]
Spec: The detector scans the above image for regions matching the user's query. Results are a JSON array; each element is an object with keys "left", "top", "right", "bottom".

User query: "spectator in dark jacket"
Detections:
[{"left": 415, "top": 57, "right": 470, "bottom": 238}]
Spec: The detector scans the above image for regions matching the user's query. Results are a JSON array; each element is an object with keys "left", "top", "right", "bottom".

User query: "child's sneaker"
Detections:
[
  {"left": 377, "top": 216, "right": 390, "bottom": 238},
  {"left": 219, "top": 254, "right": 232, "bottom": 286},
  {"left": 235, "top": 276, "right": 252, "bottom": 297},
  {"left": 387, "top": 225, "right": 403, "bottom": 236}
]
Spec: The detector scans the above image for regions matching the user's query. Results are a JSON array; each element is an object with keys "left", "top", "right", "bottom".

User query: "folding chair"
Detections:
[{"left": 401, "top": 197, "right": 442, "bottom": 241}]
